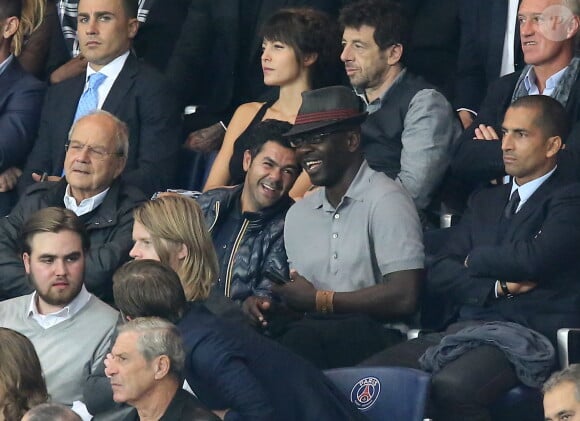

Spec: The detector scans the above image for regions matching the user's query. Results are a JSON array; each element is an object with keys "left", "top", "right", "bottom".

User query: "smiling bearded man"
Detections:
[{"left": 195, "top": 119, "right": 300, "bottom": 330}]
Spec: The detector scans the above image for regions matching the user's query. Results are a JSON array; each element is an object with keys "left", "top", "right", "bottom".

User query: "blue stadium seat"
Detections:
[{"left": 324, "top": 366, "right": 430, "bottom": 421}]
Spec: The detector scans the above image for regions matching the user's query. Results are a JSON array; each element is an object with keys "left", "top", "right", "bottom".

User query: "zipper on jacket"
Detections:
[
  {"left": 224, "top": 219, "right": 249, "bottom": 298},
  {"left": 208, "top": 201, "right": 220, "bottom": 232}
]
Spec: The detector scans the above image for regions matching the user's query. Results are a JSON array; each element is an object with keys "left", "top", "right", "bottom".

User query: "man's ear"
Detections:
[
  {"left": 346, "top": 131, "right": 361, "bottom": 152},
  {"left": 153, "top": 355, "right": 171, "bottom": 380},
  {"left": 113, "top": 157, "right": 127, "bottom": 179},
  {"left": 242, "top": 149, "right": 253, "bottom": 172},
  {"left": 546, "top": 135, "right": 562, "bottom": 158},
  {"left": 2, "top": 16, "right": 19, "bottom": 39},
  {"left": 23, "top": 252, "right": 31, "bottom": 274},
  {"left": 386, "top": 43, "right": 403, "bottom": 66},
  {"left": 567, "top": 15, "right": 580, "bottom": 39},
  {"left": 127, "top": 18, "right": 139, "bottom": 40}
]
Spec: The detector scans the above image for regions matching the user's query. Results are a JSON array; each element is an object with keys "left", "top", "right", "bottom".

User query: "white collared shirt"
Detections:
[
  {"left": 510, "top": 165, "right": 557, "bottom": 213},
  {"left": 28, "top": 285, "right": 92, "bottom": 329},
  {"left": 64, "top": 184, "right": 110, "bottom": 216},
  {"left": 83, "top": 50, "right": 130, "bottom": 109},
  {"left": 0, "top": 53, "right": 13, "bottom": 76},
  {"left": 500, "top": 0, "right": 520, "bottom": 77},
  {"left": 524, "top": 66, "right": 568, "bottom": 96}
]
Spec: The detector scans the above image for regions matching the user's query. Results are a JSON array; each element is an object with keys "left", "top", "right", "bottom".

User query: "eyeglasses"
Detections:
[
  {"left": 290, "top": 131, "right": 341, "bottom": 148},
  {"left": 65, "top": 140, "right": 124, "bottom": 160}
]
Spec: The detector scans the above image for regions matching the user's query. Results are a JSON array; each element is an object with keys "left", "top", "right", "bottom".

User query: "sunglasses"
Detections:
[{"left": 290, "top": 130, "right": 349, "bottom": 148}]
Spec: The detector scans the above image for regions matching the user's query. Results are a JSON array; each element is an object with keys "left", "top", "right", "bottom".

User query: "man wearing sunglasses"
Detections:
[
  {"left": 272, "top": 86, "right": 425, "bottom": 369},
  {"left": 0, "top": 110, "right": 145, "bottom": 303}
]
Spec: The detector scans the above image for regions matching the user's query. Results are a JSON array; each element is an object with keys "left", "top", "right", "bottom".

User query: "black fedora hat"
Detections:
[{"left": 284, "top": 86, "right": 367, "bottom": 137}]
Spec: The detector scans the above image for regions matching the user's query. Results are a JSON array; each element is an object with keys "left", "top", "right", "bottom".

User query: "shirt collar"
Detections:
[
  {"left": 523, "top": 66, "right": 568, "bottom": 95},
  {"left": 85, "top": 50, "right": 130, "bottom": 82},
  {"left": 27, "top": 285, "right": 92, "bottom": 326},
  {"left": 355, "top": 68, "right": 407, "bottom": 114},
  {"left": 0, "top": 54, "right": 14, "bottom": 76},
  {"left": 64, "top": 184, "right": 110, "bottom": 216},
  {"left": 312, "top": 160, "right": 369, "bottom": 211},
  {"left": 510, "top": 165, "right": 557, "bottom": 209}
]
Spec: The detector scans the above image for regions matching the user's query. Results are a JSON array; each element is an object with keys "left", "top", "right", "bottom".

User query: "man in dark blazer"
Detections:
[
  {"left": 0, "top": 0, "right": 45, "bottom": 214},
  {"left": 454, "top": 0, "right": 524, "bottom": 127},
  {"left": 103, "top": 260, "right": 366, "bottom": 421},
  {"left": 363, "top": 95, "right": 580, "bottom": 420},
  {"left": 451, "top": 0, "right": 580, "bottom": 187},
  {"left": 17, "top": 0, "right": 181, "bottom": 197}
]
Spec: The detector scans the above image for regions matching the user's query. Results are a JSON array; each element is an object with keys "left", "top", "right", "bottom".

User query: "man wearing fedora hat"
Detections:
[
  {"left": 339, "top": 0, "right": 461, "bottom": 219},
  {"left": 272, "top": 85, "right": 425, "bottom": 369}
]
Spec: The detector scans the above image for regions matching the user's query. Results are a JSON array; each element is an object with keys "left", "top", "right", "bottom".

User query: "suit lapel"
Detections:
[
  {"left": 55, "top": 74, "right": 87, "bottom": 166},
  {"left": 0, "top": 59, "right": 23, "bottom": 91},
  {"left": 102, "top": 54, "right": 138, "bottom": 114},
  {"left": 502, "top": 170, "right": 562, "bottom": 241}
]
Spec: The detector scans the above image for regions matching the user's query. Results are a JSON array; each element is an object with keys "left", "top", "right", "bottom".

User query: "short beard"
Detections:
[{"left": 30, "top": 274, "right": 82, "bottom": 308}]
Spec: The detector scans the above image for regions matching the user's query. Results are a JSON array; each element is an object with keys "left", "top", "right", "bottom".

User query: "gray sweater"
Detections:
[{"left": 0, "top": 293, "right": 118, "bottom": 405}]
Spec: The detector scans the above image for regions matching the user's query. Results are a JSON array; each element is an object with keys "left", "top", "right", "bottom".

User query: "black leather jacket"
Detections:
[{"left": 197, "top": 185, "right": 292, "bottom": 303}]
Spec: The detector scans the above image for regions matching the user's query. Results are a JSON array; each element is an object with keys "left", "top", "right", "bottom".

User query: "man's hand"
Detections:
[
  {"left": 50, "top": 55, "right": 87, "bottom": 85},
  {"left": 103, "top": 353, "right": 114, "bottom": 378},
  {"left": 242, "top": 296, "right": 272, "bottom": 327},
  {"left": 0, "top": 167, "right": 22, "bottom": 192},
  {"left": 271, "top": 270, "right": 316, "bottom": 312},
  {"left": 213, "top": 409, "right": 229, "bottom": 420},
  {"left": 474, "top": 124, "right": 500, "bottom": 141},
  {"left": 458, "top": 110, "right": 475, "bottom": 129},
  {"left": 32, "top": 172, "right": 61, "bottom": 183},
  {"left": 184, "top": 122, "right": 226, "bottom": 153}
]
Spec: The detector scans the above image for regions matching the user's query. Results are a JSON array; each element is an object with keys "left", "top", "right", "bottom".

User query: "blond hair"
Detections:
[
  {"left": 12, "top": 0, "right": 44, "bottom": 56},
  {"left": 133, "top": 196, "right": 219, "bottom": 301}
]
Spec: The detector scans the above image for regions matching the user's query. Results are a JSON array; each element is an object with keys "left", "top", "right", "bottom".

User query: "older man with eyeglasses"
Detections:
[{"left": 0, "top": 110, "right": 146, "bottom": 303}]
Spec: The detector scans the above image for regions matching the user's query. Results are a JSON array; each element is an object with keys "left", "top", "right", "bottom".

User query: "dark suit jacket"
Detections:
[
  {"left": 165, "top": 0, "right": 339, "bottom": 113},
  {"left": 428, "top": 170, "right": 580, "bottom": 344},
  {"left": 128, "top": 0, "right": 192, "bottom": 72},
  {"left": 20, "top": 53, "right": 181, "bottom": 197},
  {"left": 396, "top": 0, "right": 460, "bottom": 101},
  {"left": 0, "top": 178, "right": 145, "bottom": 302},
  {"left": 0, "top": 58, "right": 45, "bottom": 171},
  {"left": 179, "top": 303, "right": 366, "bottom": 421},
  {"left": 454, "top": 0, "right": 524, "bottom": 112},
  {"left": 451, "top": 69, "right": 580, "bottom": 185}
]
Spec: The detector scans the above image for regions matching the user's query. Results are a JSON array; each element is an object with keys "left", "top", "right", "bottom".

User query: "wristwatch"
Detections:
[{"left": 499, "top": 279, "right": 514, "bottom": 299}]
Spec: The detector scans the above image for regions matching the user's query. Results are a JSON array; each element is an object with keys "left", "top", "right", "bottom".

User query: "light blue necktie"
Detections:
[{"left": 74, "top": 72, "right": 107, "bottom": 122}]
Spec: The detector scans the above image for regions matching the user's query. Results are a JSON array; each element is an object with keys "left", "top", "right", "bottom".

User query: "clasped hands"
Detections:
[{"left": 242, "top": 270, "right": 317, "bottom": 327}]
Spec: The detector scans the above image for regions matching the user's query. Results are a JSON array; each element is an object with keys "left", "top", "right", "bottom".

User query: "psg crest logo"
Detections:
[{"left": 350, "top": 376, "right": 381, "bottom": 410}]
